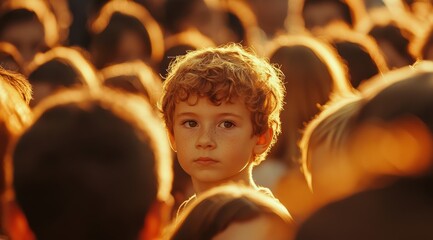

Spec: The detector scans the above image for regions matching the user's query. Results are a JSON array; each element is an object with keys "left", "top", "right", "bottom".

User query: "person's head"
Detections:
[
  {"left": 219, "top": 0, "right": 260, "bottom": 46},
  {"left": 347, "top": 62, "right": 433, "bottom": 180},
  {"left": 89, "top": 1, "right": 164, "bottom": 69},
  {"left": 159, "top": 29, "right": 216, "bottom": 78},
  {"left": 244, "top": 0, "right": 289, "bottom": 37},
  {"left": 0, "top": 0, "right": 59, "bottom": 67},
  {"left": 0, "top": 68, "right": 31, "bottom": 235},
  {"left": 100, "top": 60, "right": 163, "bottom": 109},
  {"left": 161, "top": 43, "right": 284, "bottom": 163},
  {"left": 356, "top": 9, "right": 417, "bottom": 69},
  {"left": 300, "top": 0, "right": 363, "bottom": 31},
  {"left": 160, "top": 44, "right": 284, "bottom": 189},
  {"left": 299, "top": 94, "right": 363, "bottom": 206},
  {"left": 266, "top": 34, "right": 354, "bottom": 165},
  {"left": 317, "top": 23, "right": 389, "bottom": 88},
  {"left": 8, "top": 87, "right": 173, "bottom": 240},
  {"left": 26, "top": 46, "right": 100, "bottom": 107},
  {"left": 165, "top": 184, "right": 294, "bottom": 240}
]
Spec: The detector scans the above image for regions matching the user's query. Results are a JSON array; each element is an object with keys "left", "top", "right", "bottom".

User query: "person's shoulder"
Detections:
[
  {"left": 296, "top": 178, "right": 433, "bottom": 240},
  {"left": 257, "top": 186, "right": 276, "bottom": 198},
  {"left": 176, "top": 194, "right": 196, "bottom": 218}
]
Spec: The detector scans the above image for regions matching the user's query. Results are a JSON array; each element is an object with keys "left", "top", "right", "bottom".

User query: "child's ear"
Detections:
[
  {"left": 254, "top": 128, "right": 274, "bottom": 155},
  {"left": 167, "top": 131, "right": 177, "bottom": 152}
]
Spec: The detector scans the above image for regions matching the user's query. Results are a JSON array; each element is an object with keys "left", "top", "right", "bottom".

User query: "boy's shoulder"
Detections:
[{"left": 176, "top": 194, "right": 197, "bottom": 218}]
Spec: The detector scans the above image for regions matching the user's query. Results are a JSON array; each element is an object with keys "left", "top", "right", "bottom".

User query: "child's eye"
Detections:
[
  {"left": 182, "top": 120, "right": 198, "bottom": 128},
  {"left": 219, "top": 121, "right": 235, "bottom": 129}
]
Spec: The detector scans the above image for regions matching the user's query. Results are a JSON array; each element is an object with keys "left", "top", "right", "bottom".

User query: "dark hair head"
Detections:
[
  {"left": 351, "top": 63, "right": 433, "bottom": 176},
  {"left": 100, "top": 60, "right": 163, "bottom": 108},
  {"left": 166, "top": 185, "right": 293, "bottom": 239},
  {"left": 26, "top": 46, "right": 100, "bottom": 89},
  {"left": 0, "top": 8, "right": 40, "bottom": 37},
  {"left": 302, "top": 0, "right": 356, "bottom": 29},
  {"left": 369, "top": 23, "right": 416, "bottom": 66},
  {"left": 28, "top": 59, "right": 81, "bottom": 87},
  {"left": 0, "top": 1, "right": 59, "bottom": 48},
  {"left": 267, "top": 35, "right": 353, "bottom": 164},
  {"left": 90, "top": 1, "right": 163, "bottom": 69},
  {"left": 164, "top": 0, "right": 202, "bottom": 33},
  {"left": 356, "top": 70, "right": 433, "bottom": 133},
  {"left": 12, "top": 88, "right": 172, "bottom": 240},
  {"left": 317, "top": 24, "right": 389, "bottom": 88}
]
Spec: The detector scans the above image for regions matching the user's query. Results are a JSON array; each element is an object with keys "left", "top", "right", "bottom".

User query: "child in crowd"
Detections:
[
  {"left": 159, "top": 44, "right": 285, "bottom": 214},
  {"left": 165, "top": 184, "right": 295, "bottom": 240}
]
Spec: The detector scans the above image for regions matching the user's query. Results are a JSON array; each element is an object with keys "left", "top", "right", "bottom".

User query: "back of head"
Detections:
[
  {"left": 350, "top": 62, "right": 433, "bottom": 178},
  {"left": 100, "top": 60, "right": 163, "bottom": 109},
  {"left": 166, "top": 184, "right": 293, "bottom": 240},
  {"left": 12, "top": 88, "right": 172, "bottom": 240},
  {"left": 299, "top": 94, "right": 363, "bottom": 204},
  {"left": 357, "top": 10, "right": 418, "bottom": 69},
  {"left": 316, "top": 23, "right": 389, "bottom": 88},
  {"left": 159, "top": 29, "right": 216, "bottom": 78},
  {"left": 27, "top": 46, "right": 100, "bottom": 107},
  {"left": 301, "top": 0, "right": 363, "bottom": 31},
  {"left": 267, "top": 35, "right": 353, "bottom": 163},
  {"left": 90, "top": 1, "right": 164, "bottom": 68},
  {"left": 0, "top": 0, "right": 59, "bottom": 66}
]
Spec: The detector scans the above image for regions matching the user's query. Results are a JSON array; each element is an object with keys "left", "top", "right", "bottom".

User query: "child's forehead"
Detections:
[
  {"left": 173, "top": 95, "right": 252, "bottom": 117},
  {"left": 177, "top": 94, "right": 245, "bottom": 106}
]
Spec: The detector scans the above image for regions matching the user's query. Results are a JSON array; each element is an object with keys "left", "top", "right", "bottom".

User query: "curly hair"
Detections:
[{"left": 160, "top": 44, "right": 285, "bottom": 164}]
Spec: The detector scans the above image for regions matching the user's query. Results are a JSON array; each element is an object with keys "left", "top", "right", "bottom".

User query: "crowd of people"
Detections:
[{"left": 1, "top": 0, "right": 433, "bottom": 239}]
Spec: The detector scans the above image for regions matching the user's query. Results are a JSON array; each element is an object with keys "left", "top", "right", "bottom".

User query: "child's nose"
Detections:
[{"left": 195, "top": 127, "right": 216, "bottom": 149}]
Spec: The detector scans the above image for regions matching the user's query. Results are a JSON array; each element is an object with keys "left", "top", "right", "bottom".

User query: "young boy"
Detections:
[{"left": 160, "top": 44, "right": 285, "bottom": 211}]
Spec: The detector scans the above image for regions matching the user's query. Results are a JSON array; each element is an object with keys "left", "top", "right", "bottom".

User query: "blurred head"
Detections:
[
  {"left": 10, "top": 88, "right": 173, "bottom": 240},
  {"left": 301, "top": 0, "right": 362, "bottom": 31},
  {"left": 299, "top": 94, "right": 363, "bottom": 205},
  {"left": 0, "top": 0, "right": 59, "bottom": 67},
  {"left": 348, "top": 62, "right": 433, "bottom": 179},
  {"left": 27, "top": 46, "right": 100, "bottom": 107},
  {"left": 164, "top": 0, "right": 231, "bottom": 44},
  {"left": 219, "top": 0, "right": 259, "bottom": 46},
  {"left": 357, "top": 9, "right": 417, "bottom": 69},
  {"left": 317, "top": 24, "right": 389, "bottom": 88},
  {"left": 166, "top": 184, "right": 294, "bottom": 240},
  {"left": 100, "top": 60, "right": 163, "bottom": 109},
  {"left": 90, "top": 1, "right": 164, "bottom": 69},
  {"left": 246, "top": 0, "right": 289, "bottom": 37},
  {"left": 266, "top": 34, "right": 354, "bottom": 164},
  {"left": 159, "top": 29, "right": 215, "bottom": 78}
]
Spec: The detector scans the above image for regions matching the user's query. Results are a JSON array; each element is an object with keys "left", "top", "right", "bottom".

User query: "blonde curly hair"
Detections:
[{"left": 160, "top": 44, "right": 285, "bottom": 164}]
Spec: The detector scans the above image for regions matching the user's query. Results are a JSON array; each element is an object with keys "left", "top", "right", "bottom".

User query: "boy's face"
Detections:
[{"left": 169, "top": 96, "right": 266, "bottom": 185}]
